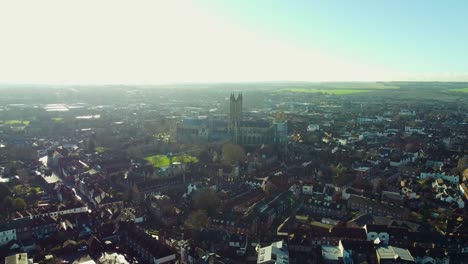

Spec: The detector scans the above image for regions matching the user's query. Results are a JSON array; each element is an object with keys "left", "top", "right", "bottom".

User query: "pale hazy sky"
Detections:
[{"left": 0, "top": 0, "right": 467, "bottom": 84}]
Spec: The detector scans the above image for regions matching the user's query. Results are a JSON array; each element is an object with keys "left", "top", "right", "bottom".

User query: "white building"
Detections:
[
  {"left": 322, "top": 245, "right": 342, "bottom": 263},
  {"left": 405, "top": 126, "right": 424, "bottom": 135},
  {"left": 307, "top": 124, "right": 320, "bottom": 132},
  {"left": 257, "top": 241, "right": 289, "bottom": 264},
  {"left": 4, "top": 253, "right": 33, "bottom": 264},
  {"left": 377, "top": 246, "right": 415, "bottom": 263}
]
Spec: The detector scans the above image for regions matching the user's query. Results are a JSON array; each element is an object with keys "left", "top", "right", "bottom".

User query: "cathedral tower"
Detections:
[{"left": 229, "top": 93, "right": 242, "bottom": 143}]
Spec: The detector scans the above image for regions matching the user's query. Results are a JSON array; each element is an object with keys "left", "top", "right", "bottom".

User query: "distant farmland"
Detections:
[
  {"left": 280, "top": 88, "right": 373, "bottom": 95},
  {"left": 278, "top": 82, "right": 400, "bottom": 95},
  {"left": 2, "top": 120, "right": 30, "bottom": 126},
  {"left": 449, "top": 87, "right": 468, "bottom": 93}
]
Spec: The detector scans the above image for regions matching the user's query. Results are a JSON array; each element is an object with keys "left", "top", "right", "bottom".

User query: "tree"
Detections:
[
  {"left": 2, "top": 196, "right": 13, "bottom": 209},
  {"left": 221, "top": 143, "right": 245, "bottom": 165},
  {"left": 405, "top": 143, "right": 418, "bottom": 153},
  {"left": 127, "top": 146, "right": 144, "bottom": 158},
  {"left": 332, "top": 163, "right": 346, "bottom": 177},
  {"left": 198, "top": 149, "right": 213, "bottom": 164},
  {"left": 372, "top": 178, "right": 386, "bottom": 193},
  {"left": 332, "top": 163, "right": 352, "bottom": 187},
  {"left": 304, "top": 133, "right": 320, "bottom": 145},
  {"left": 457, "top": 157, "right": 467, "bottom": 175},
  {"left": 12, "top": 198, "right": 27, "bottom": 211},
  {"left": 27, "top": 187, "right": 40, "bottom": 202},
  {"left": 194, "top": 189, "right": 221, "bottom": 216},
  {"left": 185, "top": 210, "right": 208, "bottom": 230},
  {"left": 1, "top": 196, "right": 14, "bottom": 218},
  {"left": 54, "top": 231, "right": 67, "bottom": 244},
  {"left": 0, "top": 183, "right": 11, "bottom": 201},
  {"left": 264, "top": 181, "right": 278, "bottom": 196}
]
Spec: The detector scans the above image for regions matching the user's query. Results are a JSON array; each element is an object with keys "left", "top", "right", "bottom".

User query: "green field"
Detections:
[
  {"left": 280, "top": 88, "right": 374, "bottom": 95},
  {"left": 317, "top": 82, "right": 400, "bottom": 89},
  {"left": 279, "top": 82, "right": 400, "bottom": 95},
  {"left": 3, "top": 120, "right": 30, "bottom": 126},
  {"left": 449, "top": 87, "right": 468, "bottom": 93},
  {"left": 146, "top": 154, "right": 198, "bottom": 168}
]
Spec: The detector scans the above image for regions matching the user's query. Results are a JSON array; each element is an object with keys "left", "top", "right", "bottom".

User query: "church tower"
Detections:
[{"left": 229, "top": 93, "right": 242, "bottom": 143}]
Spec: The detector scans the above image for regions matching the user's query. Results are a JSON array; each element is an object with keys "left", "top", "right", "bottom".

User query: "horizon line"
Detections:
[{"left": 1, "top": 80, "right": 468, "bottom": 87}]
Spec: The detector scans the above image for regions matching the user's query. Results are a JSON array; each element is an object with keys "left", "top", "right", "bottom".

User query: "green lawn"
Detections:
[
  {"left": 172, "top": 154, "right": 198, "bottom": 163},
  {"left": 146, "top": 155, "right": 171, "bottom": 168},
  {"left": 94, "top": 146, "right": 107, "bottom": 153},
  {"left": 449, "top": 87, "right": 468, "bottom": 93},
  {"left": 3, "top": 120, "right": 30, "bottom": 126},
  {"left": 146, "top": 154, "right": 198, "bottom": 168},
  {"left": 51, "top": 117, "right": 64, "bottom": 122}
]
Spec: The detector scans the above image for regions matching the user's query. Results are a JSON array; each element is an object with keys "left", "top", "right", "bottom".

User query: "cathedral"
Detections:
[{"left": 176, "top": 93, "right": 287, "bottom": 146}]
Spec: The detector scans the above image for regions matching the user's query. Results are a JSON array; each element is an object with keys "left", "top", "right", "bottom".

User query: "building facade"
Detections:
[{"left": 177, "top": 93, "right": 287, "bottom": 146}]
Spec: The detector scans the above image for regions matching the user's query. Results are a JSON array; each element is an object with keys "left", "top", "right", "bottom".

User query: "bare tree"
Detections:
[{"left": 221, "top": 143, "right": 245, "bottom": 165}]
